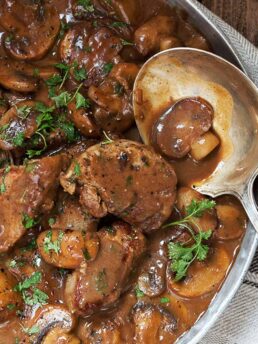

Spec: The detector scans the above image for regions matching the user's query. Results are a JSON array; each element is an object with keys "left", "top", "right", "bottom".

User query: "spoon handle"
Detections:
[{"left": 241, "top": 170, "right": 258, "bottom": 234}]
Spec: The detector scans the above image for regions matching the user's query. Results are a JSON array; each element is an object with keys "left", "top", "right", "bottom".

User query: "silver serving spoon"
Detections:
[{"left": 133, "top": 48, "right": 258, "bottom": 232}]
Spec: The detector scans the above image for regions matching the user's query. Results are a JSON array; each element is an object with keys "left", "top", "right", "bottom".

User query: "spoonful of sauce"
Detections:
[{"left": 133, "top": 48, "right": 258, "bottom": 232}]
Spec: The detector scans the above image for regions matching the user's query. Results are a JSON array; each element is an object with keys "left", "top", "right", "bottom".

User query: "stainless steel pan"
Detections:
[{"left": 164, "top": 1, "right": 258, "bottom": 343}]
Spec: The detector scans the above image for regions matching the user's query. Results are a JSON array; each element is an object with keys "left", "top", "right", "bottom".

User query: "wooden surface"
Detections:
[{"left": 198, "top": 0, "right": 258, "bottom": 46}]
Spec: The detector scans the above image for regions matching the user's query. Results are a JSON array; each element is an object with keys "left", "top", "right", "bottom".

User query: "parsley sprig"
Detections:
[
  {"left": 165, "top": 199, "right": 216, "bottom": 281},
  {"left": 14, "top": 271, "right": 49, "bottom": 307}
]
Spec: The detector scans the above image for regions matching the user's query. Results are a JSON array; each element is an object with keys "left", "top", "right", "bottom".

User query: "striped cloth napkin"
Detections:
[{"left": 190, "top": 1, "right": 258, "bottom": 343}]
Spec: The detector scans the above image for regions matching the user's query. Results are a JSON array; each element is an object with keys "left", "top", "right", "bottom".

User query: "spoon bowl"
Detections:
[{"left": 133, "top": 48, "right": 258, "bottom": 232}]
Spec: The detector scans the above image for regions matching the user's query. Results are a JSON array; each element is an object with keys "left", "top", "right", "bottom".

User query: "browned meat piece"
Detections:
[
  {"left": 131, "top": 302, "right": 177, "bottom": 343},
  {"left": 0, "top": 0, "right": 60, "bottom": 60},
  {"left": 67, "top": 101, "right": 100, "bottom": 138},
  {"left": 177, "top": 187, "right": 217, "bottom": 233},
  {"left": 88, "top": 63, "right": 139, "bottom": 133},
  {"left": 52, "top": 193, "right": 98, "bottom": 232},
  {"left": 60, "top": 23, "right": 123, "bottom": 87},
  {"left": 0, "top": 155, "right": 64, "bottom": 252},
  {"left": 65, "top": 222, "right": 146, "bottom": 316},
  {"left": 60, "top": 140, "right": 177, "bottom": 233},
  {"left": 153, "top": 97, "right": 213, "bottom": 159},
  {"left": 134, "top": 16, "right": 177, "bottom": 56},
  {"left": 0, "top": 58, "right": 39, "bottom": 93},
  {"left": 0, "top": 270, "right": 23, "bottom": 322},
  {"left": 37, "top": 230, "right": 99, "bottom": 269}
]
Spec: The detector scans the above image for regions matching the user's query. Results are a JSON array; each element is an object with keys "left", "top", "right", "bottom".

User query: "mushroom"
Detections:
[
  {"left": 133, "top": 51, "right": 233, "bottom": 164},
  {"left": 167, "top": 245, "right": 230, "bottom": 298},
  {"left": 23, "top": 304, "right": 76, "bottom": 344},
  {"left": 215, "top": 197, "right": 247, "bottom": 241},
  {"left": 0, "top": 0, "right": 60, "bottom": 60},
  {"left": 176, "top": 187, "right": 218, "bottom": 233},
  {"left": 0, "top": 58, "right": 39, "bottom": 93},
  {"left": 134, "top": 16, "right": 177, "bottom": 56},
  {"left": 37, "top": 230, "right": 100, "bottom": 269},
  {"left": 131, "top": 302, "right": 177, "bottom": 343}
]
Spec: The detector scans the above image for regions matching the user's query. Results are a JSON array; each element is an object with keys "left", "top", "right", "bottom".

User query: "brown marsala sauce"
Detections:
[{"left": 0, "top": 1, "right": 246, "bottom": 343}]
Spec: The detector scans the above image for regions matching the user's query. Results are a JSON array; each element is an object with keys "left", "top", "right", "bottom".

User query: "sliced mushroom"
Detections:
[
  {"left": 215, "top": 197, "right": 247, "bottom": 241},
  {"left": 131, "top": 302, "right": 177, "bottom": 343},
  {"left": 67, "top": 101, "right": 100, "bottom": 138},
  {"left": 37, "top": 230, "right": 99, "bottom": 269},
  {"left": 24, "top": 304, "right": 76, "bottom": 344},
  {"left": 177, "top": 187, "right": 217, "bottom": 233},
  {"left": 64, "top": 222, "right": 146, "bottom": 316},
  {"left": 42, "top": 328, "right": 81, "bottom": 344},
  {"left": 60, "top": 23, "right": 123, "bottom": 87},
  {"left": 137, "top": 254, "right": 167, "bottom": 297},
  {"left": 167, "top": 246, "right": 230, "bottom": 298},
  {"left": 134, "top": 16, "right": 176, "bottom": 56},
  {"left": 153, "top": 97, "right": 214, "bottom": 159},
  {"left": 0, "top": 0, "right": 60, "bottom": 60},
  {"left": 52, "top": 193, "right": 98, "bottom": 233},
  {"left": 0, "top": 58, "right": 39, "bottom": 93}
]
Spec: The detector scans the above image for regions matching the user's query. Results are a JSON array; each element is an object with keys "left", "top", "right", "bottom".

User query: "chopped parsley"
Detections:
[
  {"left": 101, "top": 131, "right": 113, "bottom": 145},
  {"left": 73, "top": 162, "right": 81, "bottom": 176},
  {"left": 160, "top": 297, "right": 170, "bottom": 304},
  {"left": 135, "top": 286, "right": 144, "bottom": 298},
  {"left": 51, "top": 91, "right": 72, "bottom": 108},
  {"left": 7, "top": 303, "right": 16, "bottom": 310},
  {"left": 48, "top": 217, "right": 56, "bottom": 227},
  {"left": 83, "top": 248, "right": 91, "bottom": 261},
  {"left": 74, "top": 66, "right": 87, "bottom": 82},
  {"left": 120, "top": 39, "right": 134, "bottom": 46},
  {"left": 0, "top": 165, "right": 10, "bottom": 194},
  {"left": 22, "top": 213, "right": 37, "bottom": 229},
  {"left": 103, "top": 62, "right": 114, "bottom": 75},
  {"left": 43, "top": 230, "right": 64, "bottom": 254},
  {"left": 16, "top": 105, "right": 32, "bottom": 119},
  {"left": 165, "top": 199, "right": 216, "bottom": 281},
  {"left": 114, "top": 82, "right": 124, "bottom": 96},
  {"left": 12, "top": 132, "right": 25, "bottom": 147},
  {"left": 14, "top": 272, "right": 48, "bottom": 307},
  {"left": 110, "top": 21, "right": 128, "bottom": 28},
  {"left": 75, "top": 92, "right": 91, "bottom": 109},
  {"left": 78, "top": 0, "right": 94, "bottom": 12},
  {"left": 22, "top": 325, "right": 40, "bottom": 336}
]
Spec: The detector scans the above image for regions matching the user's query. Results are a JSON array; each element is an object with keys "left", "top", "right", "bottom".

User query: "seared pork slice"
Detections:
[
  {"left": 52, "top": 192, "right": 98, "bottom": 232},
  {"left": 0, "top": 155, "right": 64, "bottom": 252},
  {"left": 60, "top": 140, "right": 177, "bottom": 233},
  {"left": 0, "top": 0, "right": 60, "bottom": 60},
  {"left": 65, "top": 222, "right": 146, "bottom": 316}
]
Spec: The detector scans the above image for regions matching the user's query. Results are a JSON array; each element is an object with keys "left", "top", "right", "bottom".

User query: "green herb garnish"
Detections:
[
  {"left": 103, "top": 62, "right": 114, "bottom": 75},
  {"left": 135, "top": 286, "right": 144, "bottom": 298},
  {"left": 0, "top": 165, "right": 10, "bottom": 193},
  {"left": 43, "top": 230, "right": 64, "bottom": 254},
  {"left": 165, "top": 199, "right": 215, "bottom": 281},
  {"left": 22, "top": 213, "right": 37, "bottom": 229},
  {"left": 78, "top": 0, "right": 94, "bottom": 12}
]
